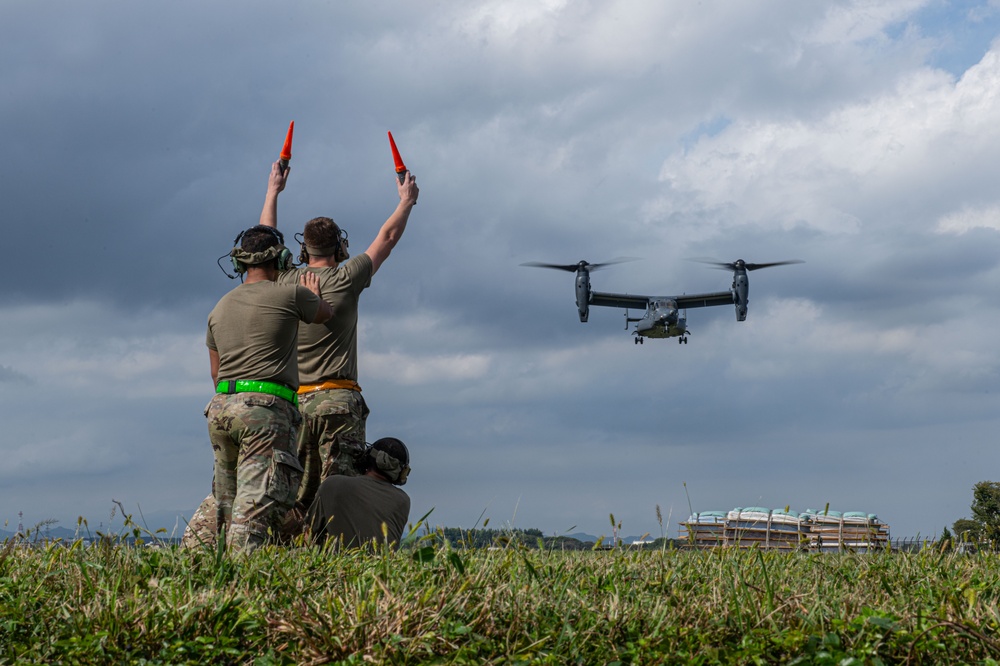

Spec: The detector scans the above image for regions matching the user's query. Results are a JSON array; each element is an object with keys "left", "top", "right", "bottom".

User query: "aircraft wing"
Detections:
[
  {"left": 589, "top": 291, "right": 652, "bottom": 310},
  {"left": 589, "top": 290, "right": 734, "bottom": 311},
  {"left": 675, "top": 291, "right": 734, "bottom": 309}
]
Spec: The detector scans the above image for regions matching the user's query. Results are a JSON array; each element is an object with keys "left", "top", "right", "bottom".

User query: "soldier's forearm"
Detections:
[{"left": 259, "top": 192, "right": 278, "bottom": 228}]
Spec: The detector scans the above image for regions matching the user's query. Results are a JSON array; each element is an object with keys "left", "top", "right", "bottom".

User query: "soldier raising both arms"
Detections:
[{"left": 261, "top": 160, "right": 419, "bottom": 517}]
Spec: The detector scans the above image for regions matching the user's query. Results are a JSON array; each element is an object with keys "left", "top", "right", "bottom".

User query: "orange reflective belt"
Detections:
[{"left": 297, "top": 379, "right": 362, "bottom": 395}]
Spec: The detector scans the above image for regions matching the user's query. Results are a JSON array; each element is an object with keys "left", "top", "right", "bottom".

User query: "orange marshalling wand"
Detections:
[
  {"left": 278, "top": 121, "right": 295, "bottom": 174},
  {"left": 387, "top": 131, "right": 408, "bottom": 183}
]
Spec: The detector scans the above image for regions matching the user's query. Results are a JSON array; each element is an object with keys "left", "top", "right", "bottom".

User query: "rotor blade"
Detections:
[
  {"left": 687, "top": 258, "right": 735, "bottom": 271},
  {"left": 688, "top": 258, "right": 804, "bottom": 271},
  {"left": 745, "top": 260, "right": 804, "bottom": 271},
  {"left": 588, "top": 256, "right": 641, "bottom": 271},
  {"left": 521, "top": 257, "right": 640, "bottom": 272},
  {"left": 520, "top": 261, "right": 581, "bottom": 272}
]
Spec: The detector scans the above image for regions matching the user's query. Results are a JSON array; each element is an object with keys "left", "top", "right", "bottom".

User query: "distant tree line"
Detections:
[
  {"left": 428, "top": 527, "right": 545, "bottom": 549},
  {"left": 419, "top": 528, "right": 682, "bottom": 551}
]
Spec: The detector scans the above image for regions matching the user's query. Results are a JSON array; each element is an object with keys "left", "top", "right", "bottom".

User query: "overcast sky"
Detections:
[{"left": 3, "top": 0, "right": 1000, "bottom": 541}]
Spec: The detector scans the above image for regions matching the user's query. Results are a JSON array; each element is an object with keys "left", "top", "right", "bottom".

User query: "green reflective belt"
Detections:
[{"left": 216, "top": 380, "right": 298, "bottom": 406}]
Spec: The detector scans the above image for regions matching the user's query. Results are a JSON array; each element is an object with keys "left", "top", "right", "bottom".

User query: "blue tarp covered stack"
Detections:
[{"left": 680, "top": 511, "right": 727, "bottom": 548}]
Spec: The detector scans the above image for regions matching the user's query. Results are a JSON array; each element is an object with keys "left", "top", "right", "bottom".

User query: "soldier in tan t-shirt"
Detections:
[
  {"left": 306, "top": 437, "right": 412, "bottom": 549},
  {"left": 261, "top": 159, "right": 419, "bottom": 518},
  {"left": 203, "top": 225, "right": 333, "bottom": 553}
]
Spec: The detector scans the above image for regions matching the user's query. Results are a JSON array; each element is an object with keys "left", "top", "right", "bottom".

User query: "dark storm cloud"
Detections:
[
  {"left": 1, "top": 2, "right": 428, "bottom": 306},
  {"left": 0, "top": 366, "right": 32, "bottom": 386}
]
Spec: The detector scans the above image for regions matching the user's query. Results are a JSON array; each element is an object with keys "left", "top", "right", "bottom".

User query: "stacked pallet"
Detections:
[
  {"left": 723, "top": 507, "right": 807, "bottom": 550},
  {"left": 678, "top": 511, "right": 727, "bottom": 548},
  {"left": 679, "top": 507, "right": 890, "bottom": 551},
  {"left": 800, "top": 510, "right": 890, "bottom": 552}
]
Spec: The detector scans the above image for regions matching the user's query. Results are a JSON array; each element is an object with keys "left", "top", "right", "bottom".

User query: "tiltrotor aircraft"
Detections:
[{"left": 523, "top": 258, "right": 802, "bottom": 344}]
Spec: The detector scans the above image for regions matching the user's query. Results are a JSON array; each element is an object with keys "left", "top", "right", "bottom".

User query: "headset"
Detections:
[
  {"left": 296, "top": 223, "right": 350, "bottom": 265},
  {"left": 219, "top": 226, "right": 293, "bottom": 279}
]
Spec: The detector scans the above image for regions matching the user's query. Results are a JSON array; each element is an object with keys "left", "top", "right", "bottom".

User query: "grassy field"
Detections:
[{"left": 2, "top": 532, "right": 1000, "bottom": 664}]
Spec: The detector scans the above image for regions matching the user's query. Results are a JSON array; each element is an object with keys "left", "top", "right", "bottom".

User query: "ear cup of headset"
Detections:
[
  {"left": 266, "top": 227, "right": 290, "bottom": 270},
  {"left": 332, "top": 225, "right": 349, "bottom": 262},
  {"left": 276, "top": 246, "right": 292, "bottom": 271}
]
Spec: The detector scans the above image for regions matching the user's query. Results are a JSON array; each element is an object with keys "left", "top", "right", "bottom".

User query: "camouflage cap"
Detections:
[
  {"left": 370, "top": 438, "right": 410, "bottom": 485},
  {"left": 230, "top": 244, "right": 288, "bottom": 267}
]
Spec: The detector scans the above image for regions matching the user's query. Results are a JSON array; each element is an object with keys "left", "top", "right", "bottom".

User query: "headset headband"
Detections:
[{"left": 305, "top": 244, "right": 342, "bottom": 257}]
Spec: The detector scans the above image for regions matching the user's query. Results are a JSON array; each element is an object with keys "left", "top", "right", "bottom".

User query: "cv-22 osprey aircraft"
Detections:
[{"left": 523, "top": 258, "right": 802, "bottom": 344}]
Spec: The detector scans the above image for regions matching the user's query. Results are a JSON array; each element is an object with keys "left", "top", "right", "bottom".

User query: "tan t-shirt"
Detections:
[
  {"left": 306, "top": 474, "right": 410, "bottom": 548},
  {"left": 206, "top": 281, "right": 321, "bottom": 389},
  {"left": 277, "top": 253, "right": 372, "bottom": 384}
]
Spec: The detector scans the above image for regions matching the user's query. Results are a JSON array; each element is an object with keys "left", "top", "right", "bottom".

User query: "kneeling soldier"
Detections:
[{"left": 306, "top": 437, "right": 412, "bottom": 550}]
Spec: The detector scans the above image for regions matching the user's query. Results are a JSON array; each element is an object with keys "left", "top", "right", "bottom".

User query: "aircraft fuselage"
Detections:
[{"left": 635, "top": 298, "right": 687, "bottom": 339}]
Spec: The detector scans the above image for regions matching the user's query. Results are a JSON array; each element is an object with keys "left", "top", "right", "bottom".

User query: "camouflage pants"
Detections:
[
  {"left": 182, "top": 492, "right": 305, "bottom": 548},
  {"left": 207, "top": 392, "right": 303, "bottom": 553},
  {"left": 295, "top": 388, "right": 369, "bottom": 508},
  {"left": 181, "top": 494, "right": 218, "bottom": 549}
]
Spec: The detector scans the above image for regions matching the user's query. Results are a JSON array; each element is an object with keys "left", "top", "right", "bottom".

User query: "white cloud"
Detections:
[
  {"left": 0, "top": 425, "right": 125, "bottom": 481},
  {"left": 0, "top": 301, "right": 207, "bottom": 398},
  {"left": 935, "top": 204, "right": 1000, "bottom": 233},
  {"left": 455, "top": 0, "right": 569, "bottom": 46},
  {"left": 655, "top": 45, "right": 1000, "bottom": 237},
  {"left": 366, "top": 350, "right": 492, "bottom": 385},
  {"left": 806, "top": 0, "right": 926, "bottom": 46}
]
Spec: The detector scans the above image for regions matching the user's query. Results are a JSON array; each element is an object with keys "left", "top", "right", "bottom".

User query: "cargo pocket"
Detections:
[
  {"left": 243, "top": 393, "right": 278, "bottom": 408},
  {"left": 205, "top": 394, "right": 226, "bottom": 418},
  {"left": 265, "top": 448, "right": 304, "bottom": 510},
  {"left": 313, "top": 396, "right": 351, "bottom": 417}
]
